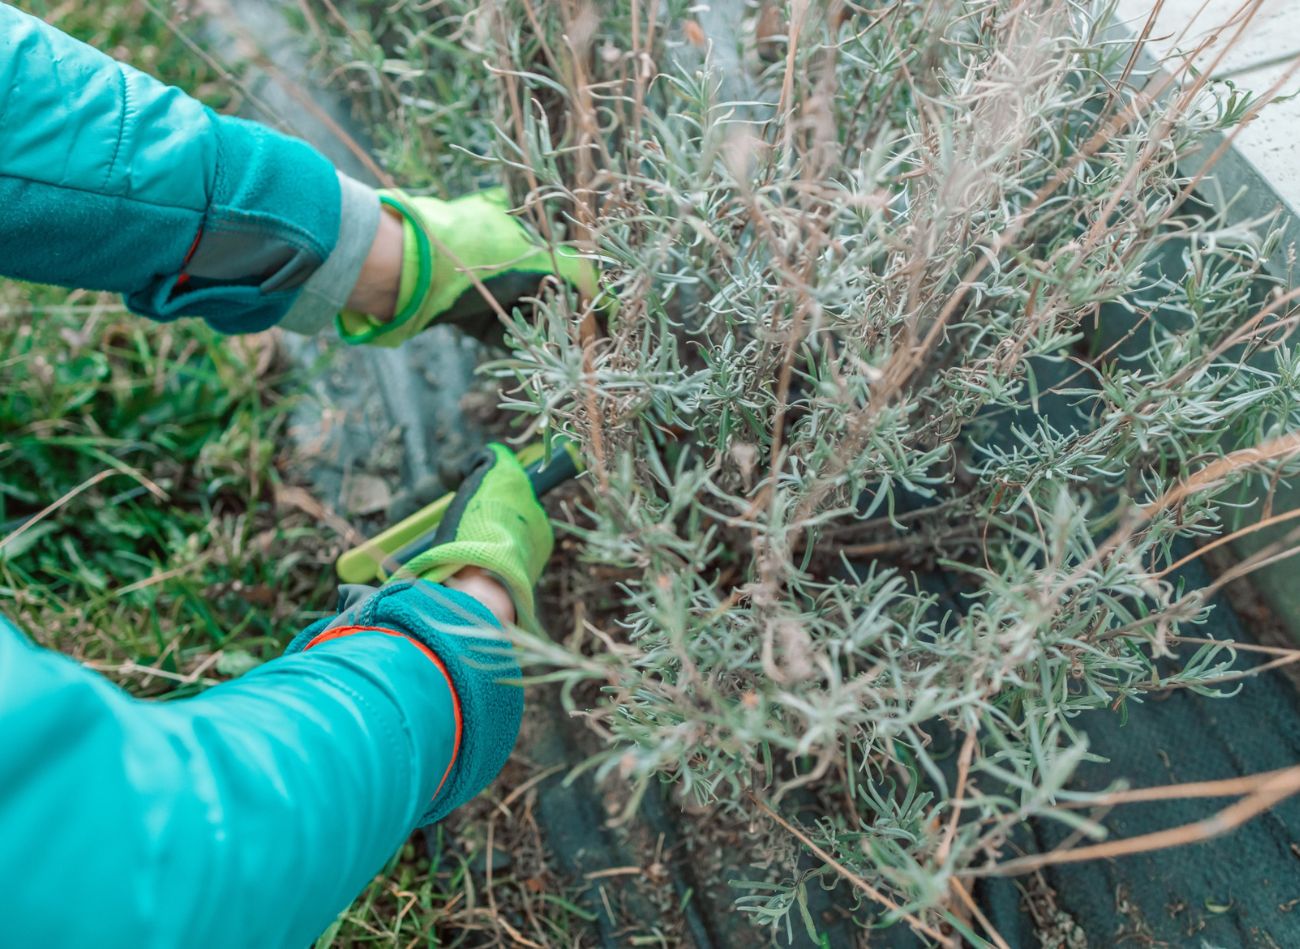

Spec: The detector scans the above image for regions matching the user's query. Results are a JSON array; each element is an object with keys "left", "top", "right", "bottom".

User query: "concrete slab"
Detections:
[
  {"left": 201, "top": 0, "right": 486, "bottom": 516},
  {"left": 1116, "top": 1, "right": 1300, "bottom": 640},
  {"left": 1119, "top": 0, "right": 1300, "bottom": 75},
  {"left": 1229, "top": 56, "right": 1300, "bottom": 260},
  {"left": 1116, "top": 1, "right": 1300, "bottom": 262}
]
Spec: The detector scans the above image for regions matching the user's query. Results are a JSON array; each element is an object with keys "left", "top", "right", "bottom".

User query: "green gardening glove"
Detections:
[
  {"left": 338, "top": 188, "right": 598, "bottom": 347},
  {"left": 398, "top": 443, "right": 554, "bottom": 630}
]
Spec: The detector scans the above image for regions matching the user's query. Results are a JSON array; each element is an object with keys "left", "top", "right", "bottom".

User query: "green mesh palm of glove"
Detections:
[
  {"left": 338, "top": 188, "right": 598, "bottom": 347},
  {"left": 398, "top": 443, "right": 554, "bottom": 630}
]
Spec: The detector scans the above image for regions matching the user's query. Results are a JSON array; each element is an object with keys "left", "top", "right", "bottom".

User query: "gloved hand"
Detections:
[
  {"left": 337, "top": 188, "right": 598, "bottom": 347},
  {"left": 283, "top": 443, "right": 550, "bottom": 822},
  {"left": 398, "top": 443, "right": 554, "bottom": 630}
]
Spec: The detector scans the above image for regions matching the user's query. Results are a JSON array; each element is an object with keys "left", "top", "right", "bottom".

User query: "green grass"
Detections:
[
  {"left": 0, "top": 3, "right": 326, "bottom": 692},
  {"left": 0, "top": 294, "right": 533, "bottom": 948},
  {"left": 0, "top": 5, "right": 593, "bottom": 946},
  {"left": 14, "top": 0, "right": 239, "bottom": 110},
  {"left": 15, "top": 1, "right": 1297, "bottom": 945},
  {"left": 0, "top": 286, "right": 334, "bottom": 691},
  {"left": 1, "top": 3, "right": 404, "bottom": 942}
]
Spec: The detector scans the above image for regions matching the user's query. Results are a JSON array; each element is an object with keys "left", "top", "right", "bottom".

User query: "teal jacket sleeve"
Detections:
[
  {"left": 0, "top": 582, "right": 524, "bottom": 949},
  {"left": 0, "top": 2, "right": 341, "bottom": 333}
]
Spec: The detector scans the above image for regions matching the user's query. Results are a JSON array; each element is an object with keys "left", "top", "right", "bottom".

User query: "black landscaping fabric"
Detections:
[
  {"left": 984, "top": 570, "right": 1300, "bottom": 948},
  {"left": 969, "top": 351, "right": 1300, "bottom": 948},
  {"left": 868, "top": 347, "right": 1300, "bottom": 948},
  {"left": 853, "top": 563, "right": 1300, "bottom": 949}
]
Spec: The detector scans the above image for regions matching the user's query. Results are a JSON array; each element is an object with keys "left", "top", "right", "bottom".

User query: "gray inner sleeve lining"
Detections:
[{"left": 278, "top": 173, "right": 381, "bottom": 335}]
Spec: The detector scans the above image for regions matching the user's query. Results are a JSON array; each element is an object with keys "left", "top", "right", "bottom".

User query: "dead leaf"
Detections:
[
  {"left": 273, "top": 483, "right": 360, "bottom": 542},
  {"left": 231, "top": 329, "right": 281, "bottom": 379},
  {"left": 343, "top": 473, "right": 393, "bottom": 516},
  {"left": 240, "top": 584, "right": 277, "bottom": 608}
]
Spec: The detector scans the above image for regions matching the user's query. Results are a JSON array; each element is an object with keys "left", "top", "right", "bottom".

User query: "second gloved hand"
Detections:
[
  {"left": 398, "top": 443, "right": 554, "bottom": 630},
  {"left": 338, "top": 188, "right": 597, "bottom": 347}
]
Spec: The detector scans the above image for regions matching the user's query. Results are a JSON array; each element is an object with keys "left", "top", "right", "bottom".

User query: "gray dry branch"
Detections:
[{"left": 321, "top": 0, "right": 1300, "bottom": 942}]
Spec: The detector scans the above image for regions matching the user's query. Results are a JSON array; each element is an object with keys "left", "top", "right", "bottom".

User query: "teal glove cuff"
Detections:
[{"left": 286, "top": 581, "right": 523, "bottom": 825}]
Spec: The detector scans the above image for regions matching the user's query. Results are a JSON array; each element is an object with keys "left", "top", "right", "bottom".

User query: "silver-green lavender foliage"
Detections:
[{"left": 316, "top": 0, "right": 1298, "bottom": 938}]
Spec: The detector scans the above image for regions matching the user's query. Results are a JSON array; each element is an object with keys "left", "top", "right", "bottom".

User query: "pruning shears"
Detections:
[{"left": 336, "top": 438, "right": 585, "bottom": 585}]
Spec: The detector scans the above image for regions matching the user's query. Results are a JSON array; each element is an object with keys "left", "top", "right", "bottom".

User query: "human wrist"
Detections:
[
  {"left": 344, "top": 205, "right": 404, "bottom": 321},
  {"left": 445, "top": 566, "right": 516, "bottom": 626}
]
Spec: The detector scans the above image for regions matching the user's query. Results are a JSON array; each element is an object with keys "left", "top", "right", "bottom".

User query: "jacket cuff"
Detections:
[
  {"left": 286, "top": 581, "right": 523, "bottom": 825},
  {"left": 128, "top": 111, "right": 342, "bottom": 334}
]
